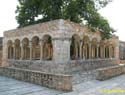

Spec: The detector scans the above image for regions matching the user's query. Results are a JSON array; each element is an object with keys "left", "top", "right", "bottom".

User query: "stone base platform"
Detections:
[
  {"left": 0, "top": 58, "right": 123, "bottom": 91},
  {"left": 120, "top": 60, "right": 125, "bottom": 64},
  {"left": 96, "top": 64, "right": 125, "bottom": 81},
  {"left": 0, "top": 67, "right": 72, "bottom": 91},
  {"left": 0, "top": 64, "right": 125, "bottom": 91}
]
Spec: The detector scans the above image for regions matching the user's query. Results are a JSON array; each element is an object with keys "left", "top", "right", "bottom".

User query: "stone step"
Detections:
[
  {"left": 72, "top": 64, "right": 119, "bottom": 85},
  {"left": 72, "top": 70, "right": 97, "bottom": 85}
]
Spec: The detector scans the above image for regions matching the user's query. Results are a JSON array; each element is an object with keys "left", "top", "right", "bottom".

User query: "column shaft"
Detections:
[
  {"left": 13, "top": 45, "right": 15, "bottom": 59},
  {"left": 103, "top": 45, "right": 105, "bottom": 58},
  {"left": 96, "top": 45, "right": 99, "bottom": 58},
  {"left": 29, "top": 41, "right": 32, "bottom": 60},
  {"left": 80, "top": 41, "right": 83, "bottom": 59},
  {"left": 10, "top": 47, "right": 11, "bottom": 59},
  {"left": 109, "top": 46, "right": 111, "bottom": 58},
  {"left": 20, "top": 43, "right": 24, "bottom": 60},
  {"left": 89, "top": 43, "right": 91, "bottom": 59},
  {"left": 40, "top": 40, "right": 43, "bottom": 60},
  {"left": 73, "top": 42, "right": 77, "bottom": 59}
]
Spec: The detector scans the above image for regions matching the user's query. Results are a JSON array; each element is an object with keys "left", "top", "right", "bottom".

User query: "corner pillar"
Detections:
[{"left": 52, "top": 38, "right": 70, "bottom": 63}]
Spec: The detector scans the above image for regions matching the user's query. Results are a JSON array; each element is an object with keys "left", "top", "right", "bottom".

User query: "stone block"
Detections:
[
  {"left": 96, "top": 65, "right": 125, "bottom": 81},
  {"left": 0, "top": 67, "right": 72, "bottom": 91}
]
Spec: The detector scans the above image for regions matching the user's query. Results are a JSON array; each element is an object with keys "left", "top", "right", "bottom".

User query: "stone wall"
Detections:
[
  {"left": 119, "top": 41, "right": 125, "bottom": 60},
  {"left": 120, "top": 60, "right": 125, "bottom": 64},
  {"left": 0, "top": 67, "right": 72, "bottom": 91},
  {"left": 66, "top": 59, "right": 118, "bottom": 73},
  {"left": 8, "top": 59, "right": 118, "bottom": 74},
  {"left": 9, "top": 60, "right": 67, "bottom": 74},
  {"left": 96, "top": 65, "right": 125, "bottom": 81},
  {"left": 0, "top": 51, "right": 2, "bottom": 66}
]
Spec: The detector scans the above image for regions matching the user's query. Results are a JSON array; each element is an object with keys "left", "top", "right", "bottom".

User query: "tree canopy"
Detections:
[{"left": 16, "top": 0, "right": 114, "bottom": 39}]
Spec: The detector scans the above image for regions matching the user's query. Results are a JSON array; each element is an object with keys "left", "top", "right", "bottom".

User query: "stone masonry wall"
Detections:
[
  {"left": 119, "top": 41, "right": 125, "bottom": 60},
  {"left": 71, "top": 59, "right": 119, "bottom": 84},
  {"left": 0, "top": 67, "right": 72, "bottom": 91},
  {"left": 65, "top": 59, "right": 118, "bottom": 74},
  {"left": 8, "top": 59, "right": 118, "bottom": 74},
  {"left": 9, "top": 60, "right": 67, "bottom": 74},
  {"left": 120, "top": 60, "right": 125, "bottom": 64},
  {"left": 0, "top": 51, "right": 2, "bottom": 66},
  {"left": 96, "top": 65, "right": 125, "bottom": 81}
]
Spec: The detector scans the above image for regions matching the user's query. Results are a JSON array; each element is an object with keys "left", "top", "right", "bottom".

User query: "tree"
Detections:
[{"left": 16, "top": 0, "right": 114, "bottom": 39}]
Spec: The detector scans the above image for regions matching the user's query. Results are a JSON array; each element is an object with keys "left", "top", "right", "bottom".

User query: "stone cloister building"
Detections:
[
  {"left": 2, "top": 19, "right": 119, "bottom": 73},
  {"left": 1, "top": 19, "right": 124, "bottom": 91}
]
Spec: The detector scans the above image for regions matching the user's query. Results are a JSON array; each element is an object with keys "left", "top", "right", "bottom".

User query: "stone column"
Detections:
[
  {"left": 110, "top": 46, "right": 113, "bottom": 58},
  {"left": 8, "top": 47, "right": 12, "bottom": 59},
  {"left": 89, "top": 43, "right": 91, "bottom": 59},
  {"left": 85, "top": 44, "right": 87, "bottom": 59},
  {"left": 75, "top": 41, "right": 78, "bottom": 59},
  {"left": 115, "top": 37, "right": 120, "bottom": 63},
  {"left": 2, "top": 40, "right": 9, "bottom": 66},
  {"left": 96, "top": 44, "right": 99, "bottom": 58},
  {"left": 115, "top": 45, "right": 119, "bottom": 59},
  {"left": 109, "top": 46, "right": 111, "bottom": 58},
  {"left": 39, "top": 40, "right": 43, "bottom": 60},
  {"left": 13, "top": 44, "right": 15, "bottom": 59},
  {"left": 20, "top": 43, "right": 24, "bottom": 60},
  {"left": 101, "top": 46, "right": 103, "bottom": 58},
  {"left": 113, "top": 46, "right": 115, "bottom": 58},
  {"left": 80, "top": 40, "right": 83, "bottom": 59},
  {"left": 100, "top": 46, "right": 102, "bottom": 58},
  {"left": 29, "top": 41, "right": 32, "bottom": 60},
  {"left": 111, "top": 47, "right": 114, "bottom": 58},
  {"left": 103, "top": 45, "right": 105, "bottom": 58}
]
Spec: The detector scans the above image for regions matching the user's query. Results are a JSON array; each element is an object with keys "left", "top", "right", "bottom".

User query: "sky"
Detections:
[{"left": 0, "top": 0, "right": 125, "bottom": 41}]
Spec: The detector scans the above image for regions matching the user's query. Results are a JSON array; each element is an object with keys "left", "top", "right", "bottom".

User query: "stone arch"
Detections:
[
  {"left": 82, "top": 36, "right": 90, "bottom": 59},
  {"left": 42, "top": 35, "right": 53, "bottom": 60},
  {"left": 69, "top": 33, "right": 81, "bottom": 39},
  {"left": 22, "top": 38, "right": 30, "bottom": 60},
  {"left": 41, "top": 33, "right": 54, "bottom": 39},
  {"left": 7, "top": 40, "right": 13, "bottom": 59},
  {"left": 14, "top": 39, "right": 21, "bottom": 59},
  {"left": 70, "top": 34, "right": 80, "bottom": 60},
  {"left": 32, "top": 36, "right": 40, "bottom": 60},
  {"left": 91, "top": 38, "right": 98, "bottom": 59}
]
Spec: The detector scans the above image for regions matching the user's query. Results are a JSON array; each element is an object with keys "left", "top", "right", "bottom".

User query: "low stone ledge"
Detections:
[
  {"left": 96, "top": 64, "right": 125, "bottom": 81},
  {"left": 0, "top": 67, "right": 72, "bottom": 91},
  {"left": 8, "top": 59, "right": 118, "bottom": 74},
  {"left": 120, "top": 60, "right": 125, "bottom": 64}
]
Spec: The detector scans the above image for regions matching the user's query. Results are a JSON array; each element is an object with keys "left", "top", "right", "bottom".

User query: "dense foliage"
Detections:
[{"left": 16, "top": 0, "right": 114, "bottom": 39}]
